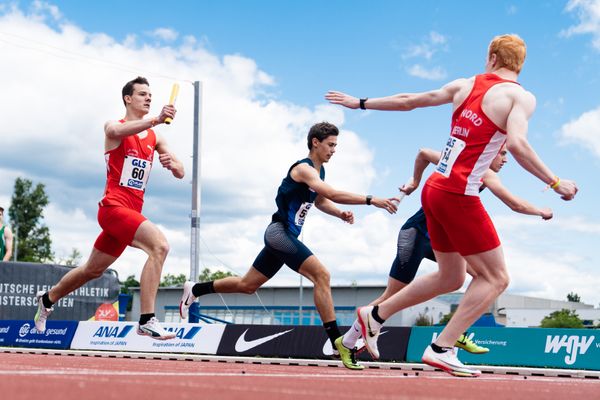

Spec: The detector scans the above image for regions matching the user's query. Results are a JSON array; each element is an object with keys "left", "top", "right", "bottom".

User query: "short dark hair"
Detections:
[
  {"left": 0, "top": 206, "right": 4, "bottom": 213},
  {"left": 307, "top": 122, "right": 339, "bottom": 149},
  {"left": 122, "top": 76, "right": 150, "bottom": 106}
]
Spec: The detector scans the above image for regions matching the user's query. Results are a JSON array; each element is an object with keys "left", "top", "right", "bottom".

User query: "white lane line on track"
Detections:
[
  {"left": 0, "top": 369, "right": 588, "bottom": 383},
  {"left": 0, "top": 370, "right": 416, "bottom": 378}
]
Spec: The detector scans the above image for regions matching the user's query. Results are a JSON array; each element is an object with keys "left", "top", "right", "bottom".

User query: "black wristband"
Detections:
[
  {"left": 366, "top": 195, "right": 373, "bottom": 205},
  {"left": 359, "top": 98, "right": 368, "bottom": 110}
]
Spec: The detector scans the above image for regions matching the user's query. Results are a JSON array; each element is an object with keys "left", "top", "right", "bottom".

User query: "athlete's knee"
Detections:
[
  {"left": 310, "top": 267, "right": 330, "bottom": 288},
  {"left": 149, "top": 238, "right": 170, "bottom": 260}
]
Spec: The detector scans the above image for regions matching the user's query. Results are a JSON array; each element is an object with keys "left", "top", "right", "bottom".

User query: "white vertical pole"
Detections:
[{"left": 190, "top": 81, "right": 203, "bottom": 281}]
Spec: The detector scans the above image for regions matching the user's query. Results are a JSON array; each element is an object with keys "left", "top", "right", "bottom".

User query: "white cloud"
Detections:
[
  {"left": 403, "top": 31, "right": 448, "bottom": 60},
  {"left": 559, "top": 105, "right": 600, "bottom": 157},
  {"left": 407, "top": 64, "right": 447, "bottom": 80},
  {"left": 148, "top": 27, "right": 179, "bottom": 42},
  {"left": 492, "top": 213, "right": 600, "bottom": 305},
  {"left": 562, "top": 0, "right": 600, "bottom": 50},
  {"left": 401, "top": 31, "right": 448, "bottom": 81}
]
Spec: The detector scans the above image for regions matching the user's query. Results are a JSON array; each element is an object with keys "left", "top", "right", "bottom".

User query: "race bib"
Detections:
[
  {"left": 294, "top": 202, "right": 313, "bottom": 227},
  {"left": 120, "top": 156, "right": 152, "bottom": 191},
  {"left": 435, "top": 136, "right": 466, "bottom": 178}
]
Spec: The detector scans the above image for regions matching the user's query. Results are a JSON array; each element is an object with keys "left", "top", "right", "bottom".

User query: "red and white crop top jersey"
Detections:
[
  {"left": 426, "top": 74, "right": 519, "bottom": 196},
  {"left": 99, "top": 120, "right": 156, "bottom": 212}
]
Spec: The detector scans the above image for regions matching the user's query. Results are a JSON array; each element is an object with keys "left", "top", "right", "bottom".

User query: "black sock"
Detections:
[
  {"left": 192, "top": 281, "right": 215, "bottom": 297},
  {"left": 139, "top": 313, "right": 155, "bottom": 325},
  {"left": 323, "top": 320, "right": 342, "bottom": 347},
  {"left": 371, "top": 305, "right": 386, "bottom": 324},
  {"left": 41, "top": 292, "right": 54, "bottom": 309},
  {"left": 431, "top": 343, "right": 452, "bottom": 354}
]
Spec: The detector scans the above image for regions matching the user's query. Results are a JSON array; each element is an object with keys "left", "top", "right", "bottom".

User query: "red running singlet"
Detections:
[
  {"left": 99, "top": 120, "right": 156, "bottom": 212},
  {"left": 426, "top": 73, "right": 519, "bottom": 196}
]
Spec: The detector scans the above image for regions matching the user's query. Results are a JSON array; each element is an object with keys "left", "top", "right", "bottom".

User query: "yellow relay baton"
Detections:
[{"left": 164, "top": 83, "right": 180, "bottom": 125}]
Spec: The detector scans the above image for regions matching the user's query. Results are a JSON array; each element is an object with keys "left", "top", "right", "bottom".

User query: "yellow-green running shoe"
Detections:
[
  {"left": 334, "top": 336, "right": 365, "bottom": 370},
  {"left": 455, "top": 332, "right": 489, "bottom": 354}
]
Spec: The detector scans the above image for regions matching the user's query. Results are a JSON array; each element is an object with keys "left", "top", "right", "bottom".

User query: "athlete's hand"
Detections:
[
  {"left": 159, "top": 152, "right": 175, "bottom": 170},
  {"left": 371, "top": 197, "right": 398, "bottom": 214},
  {"left": 540, "top": 208, "right": 553, "bottom": 220},
  {"left": 157, "top": 105, "right": 176, "bottom": 124},
  {"left": 400, "top": 179, "right": 419, "bottom": 195},
  {"left": 340, "top": 211, "right": 354, "bottom": 224},
  {"left": 325, "top": 91, "right": 360, "bottom": 109},
  {"left": 553, "top": 179, "right": 578, "bottom": 201}
]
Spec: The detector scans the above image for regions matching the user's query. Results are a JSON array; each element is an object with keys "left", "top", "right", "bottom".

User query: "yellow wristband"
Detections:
[{"left": 550, "top": 177, "right": 560, "bottom": 189}]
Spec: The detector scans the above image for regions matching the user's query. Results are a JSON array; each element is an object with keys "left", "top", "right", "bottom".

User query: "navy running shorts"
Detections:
[
  {"left": 252, "top": 222, "right": 314, "bottom": 278},
  {"left": 389, "top": 227, "right": 436, "bottom": 284}
]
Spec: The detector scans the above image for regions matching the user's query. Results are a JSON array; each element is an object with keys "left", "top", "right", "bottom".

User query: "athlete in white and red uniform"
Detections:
[
  {"left": 34, "top": 77, "right": 185, "bottom": 340},
  {"left": 326, "top": 34, "right": 578, "bottom": 376}
]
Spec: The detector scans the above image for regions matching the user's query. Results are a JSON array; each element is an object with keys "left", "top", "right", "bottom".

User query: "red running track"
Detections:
[{"left": 0, "top": 353, "right": 598, "bottom": 400}]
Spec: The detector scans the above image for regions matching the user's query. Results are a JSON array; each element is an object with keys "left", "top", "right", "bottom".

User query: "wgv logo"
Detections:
[
  {"left": 93, "top": 325, "right": 133, "bottom": 338},
  {"left": 544, "top": 335, "right": 595, "bottom": 365},
  {"left": 163, "top": 326, "right": 202, "bottom": 340}
]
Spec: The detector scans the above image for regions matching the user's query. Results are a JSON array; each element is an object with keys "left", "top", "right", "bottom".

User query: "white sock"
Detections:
[{"left": 342, "top": 319, "right": 362, "bottom": 349}]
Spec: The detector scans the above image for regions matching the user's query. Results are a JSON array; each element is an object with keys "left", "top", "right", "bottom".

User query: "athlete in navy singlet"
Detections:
[{"left": 180, "top": 122, "right": 398, "bottom": 370}]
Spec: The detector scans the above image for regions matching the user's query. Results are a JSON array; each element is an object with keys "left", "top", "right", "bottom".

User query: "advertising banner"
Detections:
[
  {"left": 407, "top": 326, "right": 600, "bottom": 370},
  {"left": 71, "top": 321, "right": 225, "bottom": 354},
  {"left": 216, "top": 324, "right": 412, "bottom": 362},
  {"left": 0, "top": 262, "right": 120, "bottom": 321},
  {"left": 0, "top": 320, "right": 78, "bottom": 349}
]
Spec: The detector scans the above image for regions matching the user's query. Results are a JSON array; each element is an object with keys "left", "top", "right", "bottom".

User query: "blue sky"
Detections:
[{"left": 1, "top": 0, "right": 599, "bottom": 306}]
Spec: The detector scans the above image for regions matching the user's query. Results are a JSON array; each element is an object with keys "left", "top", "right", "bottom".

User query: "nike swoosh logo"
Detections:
[
  {"left": 234, "top": 329, "right": 293, "bottom": 352},
  {"left": 367, "top": 318, "right": 376, "bottom": 337},
  {"left": 183, "top": 295, "right": 193, "bottom": 306}
]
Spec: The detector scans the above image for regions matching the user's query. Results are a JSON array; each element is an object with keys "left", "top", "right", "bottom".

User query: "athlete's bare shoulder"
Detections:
[
  {"left": 510, "top": 86, "right": 536, "bottom": 116},
  {"left": 448, "top": 76, "right": 475, "bottom": 108}
]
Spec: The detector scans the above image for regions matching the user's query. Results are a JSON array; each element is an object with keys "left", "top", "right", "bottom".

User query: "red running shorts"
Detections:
[
  {"left": 93, "top": 206, "right": 147, "bottom": 257},
  {"left": 421, "top": 183, "right": 500, "bottom": 256}
]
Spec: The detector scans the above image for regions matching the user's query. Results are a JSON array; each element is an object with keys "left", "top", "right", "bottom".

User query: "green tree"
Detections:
[
  {"left": 120, "top": 274, "right": 140, "bottom": 295},
  {"left": 567, "top": 292, "right": 581, "bottom": 303},
  {"left": 540, "top": 309, "right": 584, "bottom": 328},
  {"left": 9, "top": 178, "right": 53, "bottom": 262},
  {"left": 160, "top": 273, "right": 187, "bottom": 287},
  {"left": 414, "top": 312, "right": 433, "bottom": 326},
  {"left": 438, "top": 311, "right": 455, "bottom": 325},
  {"left": 198, "top": 267, "right": 236, "bottom": 281},
  {"left": 56, "top": 248, "right": 82, "bottom": 266}
]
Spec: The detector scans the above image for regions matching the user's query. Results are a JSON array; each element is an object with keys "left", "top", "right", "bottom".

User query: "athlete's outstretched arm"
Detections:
[
  {"left": 104, "top": 105, "right": 176, "bottom": 140},
  {"left": 155, "top": 135, "right": 185, "bottom": 179},
  {"left": 315, "top": 196, "right": 354, "bottom": 224},
  {"left": 401, "top": 148, "right": 442, "bottom": 195},
  {"left": 505, "top": 92, "right": 577, "bottom": 200},
  {"left": 291, "top": 163, "right": 397, "bottom": 214},
  {"left": 482, "top": 170, "right": 552, "bottom": 219},
  {"left": 325, "top": 79, "right": 466, "bottom": 111}
]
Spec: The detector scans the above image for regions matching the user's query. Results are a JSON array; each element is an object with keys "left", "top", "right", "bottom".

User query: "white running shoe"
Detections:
[
  {"left": 179, "top": 281, "right": 197, "bottom": 320},
  {"left": 137, "top": 317, "right": 176, "bottom": 340},
  {"left": 422, "top": 345, "right": 481, "bottom": 377},
  {"left": 34, "top": 291, "right": 53, "bottom": 333},
  {"left": 356, "top": 306, "right": 381, "bottom": 359}
]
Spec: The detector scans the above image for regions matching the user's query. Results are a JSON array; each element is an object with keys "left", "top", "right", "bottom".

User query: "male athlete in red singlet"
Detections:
[
  {"left": 34, "top": 76, "right": 185, "bottom": 340},
  {"left": 326, "top": 34, "right": 578, "bottom": 376}
]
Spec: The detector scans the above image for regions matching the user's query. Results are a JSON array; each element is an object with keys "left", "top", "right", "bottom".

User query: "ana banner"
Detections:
[
  {"left": 70, "top": 321, "right": 225, "bottom": 354},
  {"left": 407, "top": 326, "right": 600, "bottom": 370},
  {"left": 216, "top": 324, "right": 412, "bottom": 362},
  {"left": 0, "top": 320, "right": 79, "bottom": 349},
  {"left": 0, "top": 261, "right": 120, "bottom": 321}
]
